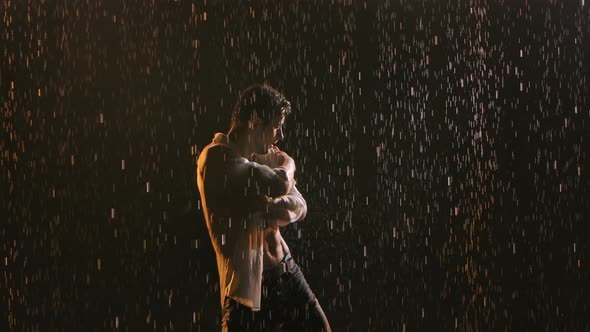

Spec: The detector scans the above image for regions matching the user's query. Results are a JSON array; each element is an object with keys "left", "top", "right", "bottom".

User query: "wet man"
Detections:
[{"left": 196, "top": 84, "right": 331, "bottom": 331}]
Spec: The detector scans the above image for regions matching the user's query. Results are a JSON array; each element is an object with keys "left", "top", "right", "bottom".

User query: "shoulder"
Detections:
[
  {"left": 197, "top": 143, "right": 248, "bottom": 174},
  {"left": 199, "top": 143, "right": 232, "bottom": 163}
]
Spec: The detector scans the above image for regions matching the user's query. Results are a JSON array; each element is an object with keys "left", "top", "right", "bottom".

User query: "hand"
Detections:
[
  {"left": 252, "top": 146, "right": 295, "bottom": 193},
  {"left": 256, "top": 195, "right": 274, "bottom": 212},
  {"left": 251, "top": 147, "right": 280, "bottom": 168},
  {"left": 251, "top": 146, "right": 294, "bottom": 171},
  {"left": 265, "top": 197, "right": 291, "bottom": 226}
]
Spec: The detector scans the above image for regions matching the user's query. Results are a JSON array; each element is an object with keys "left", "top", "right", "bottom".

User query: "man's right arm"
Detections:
[
  {"left": 250, "top": 146, "right": 296, "bottom": 193},
  {"left": 266, "top": 185, "right": 307, "bottom": 227},
  {"left": 228, "top": 160, "right": 292, "bottom": 199},
  {"left": 200, "top": 145, "right": 295, "bottom": 215}
]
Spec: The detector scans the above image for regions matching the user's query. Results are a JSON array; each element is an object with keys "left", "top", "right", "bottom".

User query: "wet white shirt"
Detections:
[{"left": 196, "top": 133, "right": 278, "bottom": 311}]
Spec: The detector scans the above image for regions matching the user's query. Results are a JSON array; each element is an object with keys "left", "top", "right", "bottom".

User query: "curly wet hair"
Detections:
[{"left": 230, "top": 84, "right": 292, "bottom": 130}]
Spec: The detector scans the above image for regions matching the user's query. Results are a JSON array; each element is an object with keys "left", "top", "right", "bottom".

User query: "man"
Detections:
[{"left": 196, "top": 84, "right": 331, "bottom": 331}]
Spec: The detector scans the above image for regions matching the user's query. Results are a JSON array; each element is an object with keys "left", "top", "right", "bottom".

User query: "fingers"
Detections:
[{"left": 267, "top": 146, "right": 295, "bottom": 172}]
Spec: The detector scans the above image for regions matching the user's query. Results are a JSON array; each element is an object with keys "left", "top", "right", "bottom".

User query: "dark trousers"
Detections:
[{"left": 221, "top": 256, "right": 331, "bottom": 332}]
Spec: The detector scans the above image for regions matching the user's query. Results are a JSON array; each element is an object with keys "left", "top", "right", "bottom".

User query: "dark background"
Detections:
[{"left": 1, "top": 0, "right": 589, "bottom": 331}]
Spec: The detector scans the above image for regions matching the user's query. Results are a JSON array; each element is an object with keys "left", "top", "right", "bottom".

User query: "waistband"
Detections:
[{"left": 263, "top": 252, "right": 295, "bottom": 280}]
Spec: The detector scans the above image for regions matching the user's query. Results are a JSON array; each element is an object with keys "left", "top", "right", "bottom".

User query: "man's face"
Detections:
[{"left": 253, "top": 112, "right": 286, "bottom": 154}]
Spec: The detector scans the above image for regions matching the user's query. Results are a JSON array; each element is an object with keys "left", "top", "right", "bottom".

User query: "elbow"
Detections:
[
  {"left": 296, "top": 197, "right": 307, "bottom": 221},
  {"left": 298, "top": 207, "right": 307, "bottom": 222}
]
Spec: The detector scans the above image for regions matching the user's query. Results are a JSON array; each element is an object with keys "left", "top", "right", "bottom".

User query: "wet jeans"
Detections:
[{"left": 221, "top": 255, "right": 331, "bottom": 332}]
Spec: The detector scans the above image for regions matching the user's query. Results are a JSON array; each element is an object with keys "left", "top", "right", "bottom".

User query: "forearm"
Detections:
[
  {"left": 271, "top": 167, "right": 294, "bottom": 196},
  {"left": 266, "top": 186, "right": 307, "bottom": 226}
]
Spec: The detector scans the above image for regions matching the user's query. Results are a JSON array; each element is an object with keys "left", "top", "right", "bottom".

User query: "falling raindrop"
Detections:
[{"left": 1, "top": 1, "right": 587, "bottom": 331}]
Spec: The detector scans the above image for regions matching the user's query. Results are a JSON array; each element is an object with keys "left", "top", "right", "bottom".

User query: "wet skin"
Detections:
[{"left": 252, "top": 112, "right": 292, "bottom": 268}]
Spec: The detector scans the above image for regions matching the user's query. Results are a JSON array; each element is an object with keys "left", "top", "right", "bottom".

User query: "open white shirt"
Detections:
[{"left": 196, "top": 133, "right": 271, "bottom": 310}]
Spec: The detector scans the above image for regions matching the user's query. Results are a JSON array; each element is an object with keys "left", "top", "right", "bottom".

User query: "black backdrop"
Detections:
[{"left": 1, "top": 0, "right": 589, "bottom": 330}]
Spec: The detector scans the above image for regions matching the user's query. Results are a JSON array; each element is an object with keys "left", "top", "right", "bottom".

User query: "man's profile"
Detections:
[{"left": 196, "top": 84, "right": 331, "bottom": 331}]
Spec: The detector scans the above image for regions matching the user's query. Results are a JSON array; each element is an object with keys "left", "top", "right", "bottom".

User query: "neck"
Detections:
[{"left": 227, "top": 128, "right": 254, "bottom": 158}]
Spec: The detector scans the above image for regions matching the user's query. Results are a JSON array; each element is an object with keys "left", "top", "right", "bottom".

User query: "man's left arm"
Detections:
[{"left": 266, "top": 184, "right": 307, "bottom": 227}]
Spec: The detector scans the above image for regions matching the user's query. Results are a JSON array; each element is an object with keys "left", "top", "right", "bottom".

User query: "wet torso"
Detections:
[{"left": 263, "top": 226, "right": 289, "bottom": 268}]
